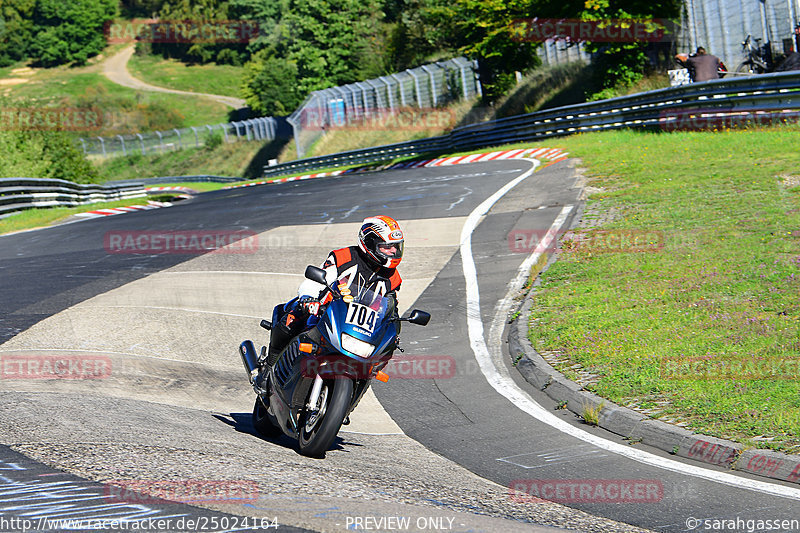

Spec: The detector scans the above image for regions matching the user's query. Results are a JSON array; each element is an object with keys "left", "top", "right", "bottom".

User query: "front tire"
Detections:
[
  {"left": 735, "top": 61, "right": 755, "bottom": 75},
  {"left": 252, "top": 397, "right": 282, "bottom": 438},
  {"left": 298, "top": 378, "right": 353, "bottom": 457}
]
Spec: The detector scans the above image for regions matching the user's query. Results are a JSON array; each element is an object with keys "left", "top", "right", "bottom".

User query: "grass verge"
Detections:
[
  {"left": 3, "top": 51, "right": 231, "bottom": 132},
  {"left": 126, "top": 53, "right": 244, "bottom": 98},
  {"left": 526, "top": 125, "right": 800, "bottom": 452},
  {"left": 94, "top": 141, "right": 266, "bottom": 182},
  {"left": 0, "top": 196, "right": 181, "bottom": 236}
]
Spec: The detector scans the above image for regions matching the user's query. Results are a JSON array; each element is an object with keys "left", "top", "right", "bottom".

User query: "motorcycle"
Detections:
[
  {"left": 735, "top": 34, "right": 772, "bottom": 75},
  {"left": 239, "top": 265, "right": 430, "bottom": 457}
]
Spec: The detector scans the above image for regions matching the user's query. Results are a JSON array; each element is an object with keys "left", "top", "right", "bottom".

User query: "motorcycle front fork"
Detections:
[{"left": 306, "top": 375, "right": 324, "bottom": 412}]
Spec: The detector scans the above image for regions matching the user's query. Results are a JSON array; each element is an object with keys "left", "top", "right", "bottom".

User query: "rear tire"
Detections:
[
  {"left": 252, "top": 397, "right": 282, "bottom": 438},
  {"left": 298, "top": 378, "right": 353, "bottom": 457}
]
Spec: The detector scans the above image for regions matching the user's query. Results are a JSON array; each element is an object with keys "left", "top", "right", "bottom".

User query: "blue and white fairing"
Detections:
[{"left": 317, "top": 287, "right": 397, "bottom": 360}]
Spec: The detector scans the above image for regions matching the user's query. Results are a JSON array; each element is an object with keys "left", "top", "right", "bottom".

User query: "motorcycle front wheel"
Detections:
[
  {"left": 735, "top": 61, "right": 754, "bottom": 75},
  {"left": 298, "top": 378, "right": 353, "bottom": 457}
]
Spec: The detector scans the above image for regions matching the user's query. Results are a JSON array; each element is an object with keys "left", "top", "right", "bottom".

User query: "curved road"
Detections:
[
  {"left": 1, "top": 159, "right": 799, "bottom": 532},
  {"left": 103, "top": 45, "right": 246, "bottom": 109}
]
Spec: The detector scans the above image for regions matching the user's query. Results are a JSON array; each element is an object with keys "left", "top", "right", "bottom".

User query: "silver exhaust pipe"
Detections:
[{"left": 239, "top": 340, "right": 260, "bottom": 384}]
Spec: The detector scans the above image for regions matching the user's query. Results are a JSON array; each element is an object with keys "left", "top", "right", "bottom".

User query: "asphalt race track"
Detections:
[{"left": 1, "top": 158, "right": 799, "bottom": 533}]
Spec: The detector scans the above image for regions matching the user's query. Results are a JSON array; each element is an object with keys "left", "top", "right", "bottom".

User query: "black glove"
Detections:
[{"left": 298, "top": 296, "right": 321, "bottom": 316}]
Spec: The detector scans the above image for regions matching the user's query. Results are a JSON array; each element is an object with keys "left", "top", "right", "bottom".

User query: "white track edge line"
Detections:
[{"left": 460, "top": 158, "right": 800, "bottom": 500}]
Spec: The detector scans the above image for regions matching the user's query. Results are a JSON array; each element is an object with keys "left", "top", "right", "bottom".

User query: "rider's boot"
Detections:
[{"left": 266, "top": 309, "right": 301, "bottom": 367}]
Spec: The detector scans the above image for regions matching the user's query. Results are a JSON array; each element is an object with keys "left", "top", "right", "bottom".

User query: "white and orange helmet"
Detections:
[{"left": 358, "top": 216, "right": 404, "bottom": 268}]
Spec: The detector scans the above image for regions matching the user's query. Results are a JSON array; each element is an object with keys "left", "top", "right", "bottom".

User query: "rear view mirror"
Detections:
[
  {"left": 304, "top": 265, "right": 327, "bottom": 285},
  {"left": 405, "top": 309, "right": 431, "bottom": 326}
]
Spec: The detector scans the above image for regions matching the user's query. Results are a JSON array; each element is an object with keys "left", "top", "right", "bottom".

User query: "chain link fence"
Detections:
[
  {"left": 78, "top": 117, "right": 278, "bottom": 158},
  {"left": 287, "top": 57, "right": 481, "bottom": 158},
  {"left": 537, "top": 41, "right": 593, "bottom": 66},
  {"left": 681, "top": 0, "right": 799, "bottom": 72}
]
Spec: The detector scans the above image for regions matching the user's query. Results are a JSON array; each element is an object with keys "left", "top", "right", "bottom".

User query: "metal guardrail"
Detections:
[
  {"left": 0, "top": 178, "right": 146, "bottom": 218},
  {"left": 107, "top": 175, "right": 242, "bottom": 185},
  {"left": 263, "top": 137, "right": 451, "bottom": 177},
  {"left": 263, "top": 71, "right": 800, "bottom": 178},
  {"left": 79, "top": 117, "right": 278, "bottom": 159}
]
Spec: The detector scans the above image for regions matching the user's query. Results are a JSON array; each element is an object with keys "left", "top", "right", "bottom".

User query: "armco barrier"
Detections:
[
  {"left": 0, "top": 178, "right": 146, "bottom": 218},
  {"left": 263, "top": 70, "right": 800, "bottom": 178},
  {"left": 263, "top": 136, "right": 450, "bottom": 178},
  {"left": 106, "top": 175, "right": 242, "bottom": 186}
]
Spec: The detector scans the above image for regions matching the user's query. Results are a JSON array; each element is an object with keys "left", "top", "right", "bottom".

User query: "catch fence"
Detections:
[
  {"left": 287, "top": 57, "right": 481, "bottom": 158},
  {"left": 78, "top": 117, "right": 277, "bottom": 158}
]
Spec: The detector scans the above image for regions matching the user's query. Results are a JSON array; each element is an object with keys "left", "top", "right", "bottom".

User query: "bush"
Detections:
[
  {"left": 215, "top": 48, "right": 243, "bottom": 66},
  {"left": 0, "top": 130, "right": 100, "bottom": 183},
  {"left": 204, "top": 132, "right": 223, "bottom": 150}
]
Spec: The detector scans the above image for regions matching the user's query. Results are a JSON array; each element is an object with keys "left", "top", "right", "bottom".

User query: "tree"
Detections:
[
  {"left": 241, "top": 0, "right": 387, "bottom": 114},
  {"left": 28, "top": 0, "right": 117, "bottom": 66},
  {"left": 283, "top": 0, "right": 385, "bottom": 94},
  {"left": 422, "top": 0, "right": 544, "bottom": 102},
  {"left": 150, "top": 0, "right": 238, "bottom": 64},
  {"left": 241, "top": 51, "right": 302, "bottom": 115},
  {"left": 119, "top": 0, "right": 165, "bottom": 17},
  {"left": 0, "top": 0, "right": 36, "bottom": 66},
  {"left": 579, "top": 0, "right": 682, "bottom": 98},
  {"left": 229, "top": 0, "right": 288, "bottom": 57},
  {"left": 386, "top": 0, "right": 450, "bottom": 70}
]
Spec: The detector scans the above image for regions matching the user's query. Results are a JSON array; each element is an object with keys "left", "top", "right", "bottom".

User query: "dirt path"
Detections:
[{"left": 102, "top": 45, "right": 246, "bottom": 109}]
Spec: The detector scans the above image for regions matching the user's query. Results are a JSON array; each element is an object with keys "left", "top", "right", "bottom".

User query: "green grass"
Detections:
[
  {"left": 2, "top": 55, "right": 231, "bottom": 133},
  {"left": 13, "top": 73, "right": 229, "bottom": 130},
  {"left": 94, "top": 141, "right": 267, "bottom": 182},
  {"left": 127, "top": 53, "right": 244, "bottom": 98},
  {"left": 0, "top": 196, "right": 178, "bottom": 235},
  {"left": 524, "top": 125, "right": 800, "bottom": 452}
]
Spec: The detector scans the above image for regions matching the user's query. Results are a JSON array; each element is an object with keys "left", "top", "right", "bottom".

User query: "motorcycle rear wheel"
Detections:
[
  {"left": 298, "top": 378, "right": 353, "bottom": 457},
  {"left": 252, "top": 396, "right": 282, "bottom": 438}
]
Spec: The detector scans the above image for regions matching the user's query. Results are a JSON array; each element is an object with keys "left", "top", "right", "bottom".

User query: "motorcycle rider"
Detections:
[{"left": 265, "top": 215, "right": 404, "bottom": 367}]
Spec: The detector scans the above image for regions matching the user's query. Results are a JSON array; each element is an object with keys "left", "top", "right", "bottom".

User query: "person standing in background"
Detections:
[{"left": 675, "top": 47, "right": 726, "bottom": 82}]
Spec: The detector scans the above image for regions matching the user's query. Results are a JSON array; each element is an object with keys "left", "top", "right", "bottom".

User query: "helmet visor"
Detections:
[{"left": 377, "top": 241, "right": 403, "bottom": 259}]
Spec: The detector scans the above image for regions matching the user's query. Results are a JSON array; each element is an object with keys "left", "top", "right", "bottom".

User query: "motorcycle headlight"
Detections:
[{"left": 341, "top": 333, "right": 375, "bottom": 358}]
